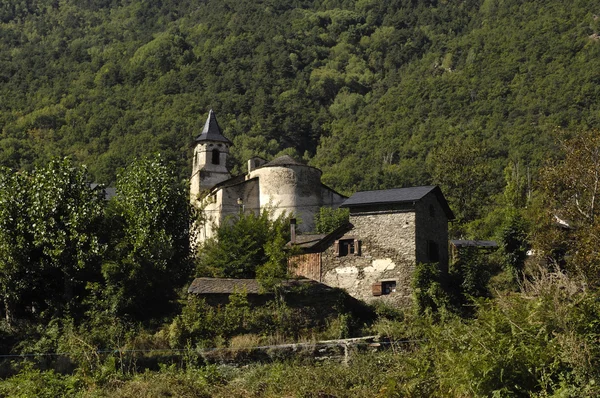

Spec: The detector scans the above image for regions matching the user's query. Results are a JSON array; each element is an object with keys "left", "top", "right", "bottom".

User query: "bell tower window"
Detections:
[{"left": 211, "top": 149, "right": 220, "bottom": 165}]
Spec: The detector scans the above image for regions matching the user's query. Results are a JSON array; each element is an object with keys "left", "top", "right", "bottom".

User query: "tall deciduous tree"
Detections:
[
  {"left": 29, "top": 159, "right": 105, "bottom": 310},
  {"left": 0, "top": 170, "right": 33, "bottom": 324},
  {"left": 103, "top": 154, "right": 193, "bottom": 319},
  {"left": 0, "top": 159, "right": 105, "bottom": 323},
  {"left": 539, "top": 130, "right": 600, "bottom": 283},
  {"left": 427, "top": 137, "right": 495, "bottom": 229}
]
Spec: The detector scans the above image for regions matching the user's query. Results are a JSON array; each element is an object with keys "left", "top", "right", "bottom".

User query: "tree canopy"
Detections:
[{"left": 0, "top": 0, "right": 598, "bottom": 206}]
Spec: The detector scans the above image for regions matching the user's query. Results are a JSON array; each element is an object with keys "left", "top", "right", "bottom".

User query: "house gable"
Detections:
[{"left": 290, "top": 185, "right": 453, "bottom": 307}]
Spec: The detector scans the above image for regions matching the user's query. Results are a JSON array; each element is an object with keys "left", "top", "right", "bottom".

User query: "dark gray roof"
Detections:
[
  {"left": 262, "top": 155, "right": 306, "bottom": 168},
  {"left": 194, "top": 109, "right": 232, "bottom": 145},
  {"left": 210, "top": 174, "right": 250, "bottom": 191},
  {"left": 287, "top": 234, "right": 328, "bottom": 249},
  {"left": 187, "top": 277, "right": 333, "bottom": 295},
  {"left": 287, "top": 223, "right": 353, "bottom": 250},
  {"left": 188, "top": 278, "right": 262, "bottom": 294},
  {"left": 341, "top": 186, "right": 454, "bottom": 219},
  {"left": 450, "top": 240, "right": 499, "bottom": 249},
  {"left": 342, "top": 186, "right": 436, "bottom": 206}
]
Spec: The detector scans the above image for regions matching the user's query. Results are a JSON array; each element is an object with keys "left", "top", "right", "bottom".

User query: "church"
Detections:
[
  {"left": 190, "top": 110, "right": 347, "bottom": 242},
  {"left": 190, "top": 110, "right": 455, "bottom": 306}
]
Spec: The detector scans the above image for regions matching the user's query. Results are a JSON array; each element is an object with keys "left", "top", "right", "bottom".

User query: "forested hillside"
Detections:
[
  {"left": 1, "top": 0, "right": 599, "bottom": 193},
  {"left": 4, "top": 2, "right": 600, "bottom": 395}
]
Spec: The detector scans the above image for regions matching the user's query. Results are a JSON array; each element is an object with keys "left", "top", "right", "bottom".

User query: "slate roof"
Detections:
[
  {"left": 210, "top": 174, "right": 251, "bottom": 192},
  {"left": 262, "top": 155, "right": 306, "bottom": 168},
  {"left": 188, "top": 278, "right": 262, "bottom": 294},
  {"left": 187, "top": 277, "right": 334, "bottom": 295},
  {"left": 194, "top": 109, "right": 232, "bottom": 145},
  {"left": 288, "top": 234, "right": 328, "bottom": 249},
  {"left": 287, "top": 223, "right": 353, "bottom": 250},
  {"left": 341, "top": 185, "right": 454, "bottom": 219},
  {"left": 450, "top": 240, "right": 499, "bottom": 249}
]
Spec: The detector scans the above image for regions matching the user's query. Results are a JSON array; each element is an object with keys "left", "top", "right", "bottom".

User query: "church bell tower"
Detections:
[{"left": 190, "top": 110, "right": 232, "bottom": 201}]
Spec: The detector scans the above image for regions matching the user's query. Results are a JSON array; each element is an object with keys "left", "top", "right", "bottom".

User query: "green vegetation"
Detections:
[
  {"left": 2, "top": 0, "right": 600, "bottom": 396},
  {"left": 1, "top": 0, "right": 599, "bottom": 197},
  {"left": 2, "top": 271, "right": 600, "bottom": 397},
  {"left": 196, "top": 209, "right": 290, "bottom": 281},
  {"left": 314, "top": 206, "right": 350, "bottom": 234},
  {"left": 0, "top": 155, "right": 193, "bottom": 326}
]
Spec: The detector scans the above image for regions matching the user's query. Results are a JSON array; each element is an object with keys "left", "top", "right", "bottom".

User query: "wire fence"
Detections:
[{"left": 0, "top": 338, "right": 425, "bottom": 360}]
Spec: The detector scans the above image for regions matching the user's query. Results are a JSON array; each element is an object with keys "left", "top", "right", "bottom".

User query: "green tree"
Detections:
[
  {"left": 427, "top": 137, "right": 495, "bottom": 228},
  {"left": 29, "top": 159, "right": 105, "bottom": 313},
  {"left": 539, "top": 130, "right": 600, "bottom": 284},
  {"left": 0, "top": 159, "right": 105, "bottom": 322},
  {"left": 314, "top": 206, "right": 349, "bottom": 234},
  {"left": 103, "top": 154, "right": 193, "bottom": 319},
  {"left": 498, "top": 211, "right": 529, "bottom": 278},
  {"left": 0, "top": 170, "right": 33, "bottom": 324},
  {"left": 197, "top": 209, "right": 290, "bottom": 282}
]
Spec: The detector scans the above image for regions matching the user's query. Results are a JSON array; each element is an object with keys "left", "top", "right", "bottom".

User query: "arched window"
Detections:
[{"left": 211, "top": 149, "right": 220, "bottom": 165}]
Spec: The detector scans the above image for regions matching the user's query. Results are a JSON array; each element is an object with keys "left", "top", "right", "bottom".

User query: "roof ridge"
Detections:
[{"left": 194, "top": 109, "right": 233, "bottom": 144}]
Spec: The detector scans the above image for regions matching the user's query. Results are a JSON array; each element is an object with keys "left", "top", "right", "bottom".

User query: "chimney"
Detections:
[
  {"left": 247, "top": 157, "right": 267, "bottom": 173},
  {"left": 290, "top": 218, "right": 296, "bottom": 244}
]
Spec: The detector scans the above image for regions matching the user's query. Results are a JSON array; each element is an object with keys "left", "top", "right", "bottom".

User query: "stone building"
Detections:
[
  {"left": 191, "top": 110, "right": 346, "bottom": 242},
  {"left": 289, "top": 186, "right": 454, "bottom": 306}
]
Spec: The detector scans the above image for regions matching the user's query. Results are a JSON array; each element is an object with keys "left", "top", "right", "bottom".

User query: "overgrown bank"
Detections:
[{"left": 2, "top": 266, "right": 600, "bottom": 397}]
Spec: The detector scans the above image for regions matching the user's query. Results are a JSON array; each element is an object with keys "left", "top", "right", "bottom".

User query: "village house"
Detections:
[
  {"left": 289, "top": 186, "right": 455, "bottom": 306},
  {"left": 190, "top": 110, "right": 456, "bottom": 307},
  {"left": 190, "top": 110, "right": 346, "bottom": 243}
]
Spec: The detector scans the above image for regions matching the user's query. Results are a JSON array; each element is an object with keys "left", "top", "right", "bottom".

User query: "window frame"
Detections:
[
  {"left": 334, "top": 238, "right": 361, "bottom": 257},
  {"left": 211, "top": 149, "right": 220, "bottom": 165}
]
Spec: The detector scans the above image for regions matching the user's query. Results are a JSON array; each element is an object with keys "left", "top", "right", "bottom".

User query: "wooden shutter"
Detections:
[
  {"left": 334, "top": 240, "right": 340, "bottom": 257},
  {"left": 372, "top": 282, "right": 382, "bottom": 296},
  {"left": 354, "top": 239, "right": 361, "bottom": 256}
]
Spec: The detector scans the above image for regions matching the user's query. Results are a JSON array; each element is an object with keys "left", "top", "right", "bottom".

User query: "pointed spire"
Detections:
[{"left": 194, "top": 109, "right": 232, "bottom": 144}]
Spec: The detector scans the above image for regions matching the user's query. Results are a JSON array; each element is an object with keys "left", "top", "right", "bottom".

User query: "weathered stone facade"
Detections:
[
  {"left": 191, "top": 111, "right": 346, "bottom": 243},
  {"left": 321, "top": 210, "right": 417, "bottom": 306},
  {"left": 290, "top": 186, "right": 454, "bottom": 307}
]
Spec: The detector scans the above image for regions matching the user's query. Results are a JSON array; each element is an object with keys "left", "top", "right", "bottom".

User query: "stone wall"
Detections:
[
  {"left": 190, "top": 142, "right": 230, "bottom": 195},
  {"left": 320, "top": 210, "right": 417, "bottom": 306},
  {"left": 248, "top": 164, "right": 345, "bottom": 233},
  {"left": 197, "top": 179, "right": 260, "bottom": 242},
  {"left": 414, "top": 193, "right": 450, "bottom": 273}
]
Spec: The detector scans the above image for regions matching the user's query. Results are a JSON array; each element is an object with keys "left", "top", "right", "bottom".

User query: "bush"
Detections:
[
  {"left": 0, "top": 362, "right": 82, "bottom": 397},
  {"left": 412, "top": 262, "right": 453, "bottom": 315}
]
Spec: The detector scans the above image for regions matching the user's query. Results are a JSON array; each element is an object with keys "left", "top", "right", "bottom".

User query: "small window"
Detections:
[
  {"left": 335, "top": 239, "right": 361, "bottom": 257},
  {"left": 427, "top": 240, "right": 439, "bottom": 262},
  {"left": 382, "top": 281, "right": 396, "bottom": 294},
  {"left": 429, "top": 204, "right": 435, "bottom": 217},
  {"left": 211, "top": 149, "right": 220, "bottom": 165},
  {"left": 372, "top": 281, "right": 396, "bottom": 296}
]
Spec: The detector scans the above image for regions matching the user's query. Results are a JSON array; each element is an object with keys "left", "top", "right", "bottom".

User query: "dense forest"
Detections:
[
  {"left": 3, "top": 0, "right": 600, "bottom": 396},
  {"left": 1, "top": 0, "right": 599, "bottom": 192}
]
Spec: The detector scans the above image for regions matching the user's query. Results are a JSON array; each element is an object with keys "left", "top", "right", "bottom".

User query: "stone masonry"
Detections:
[
  {"left": 321, "top": 210, "right": 417, "bottom": 306},
  {"left": 290, "top": 186, "right": 454, "bottom": 307}
]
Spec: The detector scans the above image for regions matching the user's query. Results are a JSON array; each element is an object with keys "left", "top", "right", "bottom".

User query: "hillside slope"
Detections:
[{"left": 0, "top": 0, "right": 598, "bottom": 193}]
